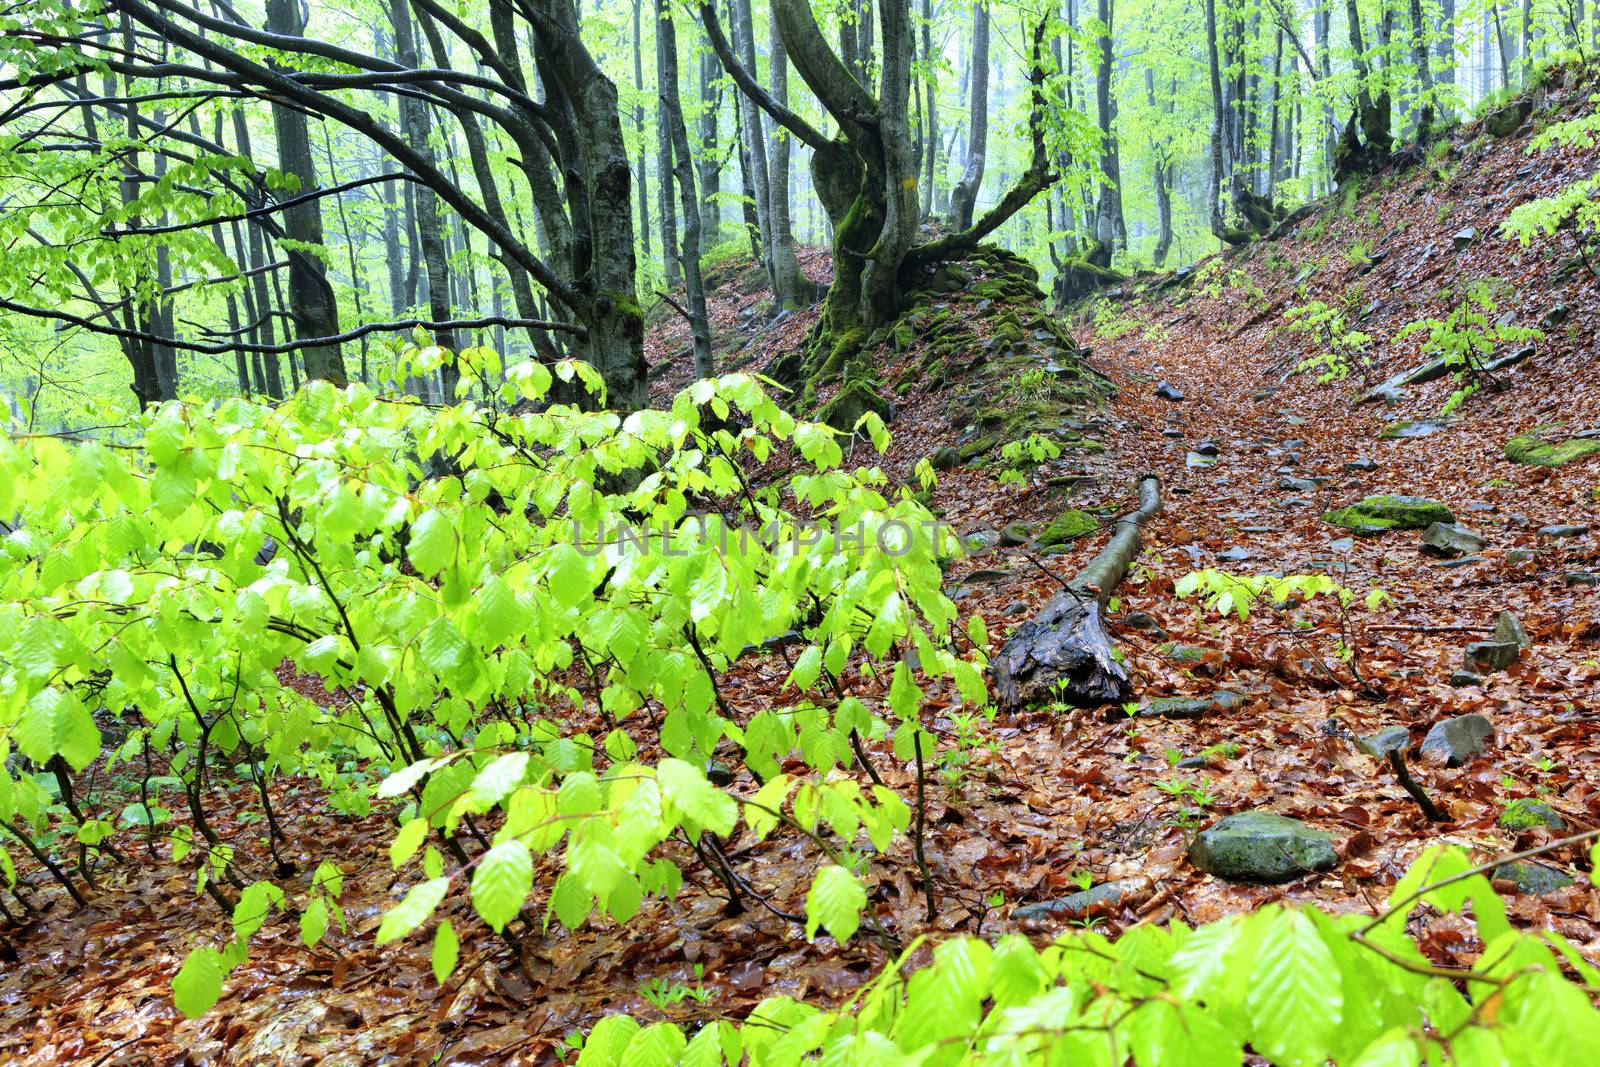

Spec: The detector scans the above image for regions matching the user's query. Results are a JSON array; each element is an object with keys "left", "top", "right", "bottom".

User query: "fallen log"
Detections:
[{"left": 991, "top": 475, "right": 1162, "bottom": 710}]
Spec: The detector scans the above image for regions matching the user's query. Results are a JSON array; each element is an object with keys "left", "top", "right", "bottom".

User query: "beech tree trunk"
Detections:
[
  {"left": 657, "top": 0, "right": 715, "bottom": 379},
  {"left": 265, "top": 0, "right": 347, "bottom": 386},
  {"left": 950, "top": 1, "right": 989, "bottom": 230}
]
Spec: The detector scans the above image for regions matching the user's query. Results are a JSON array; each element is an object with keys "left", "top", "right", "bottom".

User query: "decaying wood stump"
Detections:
[{"left": 991, "top": 475, "right": 1162, "bottom": 709}]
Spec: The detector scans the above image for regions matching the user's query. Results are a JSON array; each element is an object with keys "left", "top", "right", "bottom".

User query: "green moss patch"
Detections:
[
  {"left": 1323, "top": 495, "right": 1455, "bottom": 531},
  {"left": 1034, "top": 509, "right": 1101, "bottom": 547},
  {"left": 1505, "top": 434, "right": 1600, "bottom": 467}
]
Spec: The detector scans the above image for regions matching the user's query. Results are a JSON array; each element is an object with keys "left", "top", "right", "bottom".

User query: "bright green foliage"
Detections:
[
  {"left": 1503, "top": 101, "right": 1600, "bottom": 265},
  {"left": 575, "top": 847, "right": 1600, "bottom": 1065},
  {"left": 0, "top": 357, "right": 984, "bottom": 1013},
  {"left": 1394, "top": 282, "right": 1542, "bottom": 413},
  {"left": 1174, "top": 569, "right": 1389, "bottom": 621},
  {"left": 1282, "top": 300, "right": 1372, "bottom": 383}
]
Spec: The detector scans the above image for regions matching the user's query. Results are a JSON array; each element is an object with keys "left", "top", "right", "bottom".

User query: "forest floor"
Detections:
[{"left": 4, "top": 81, "right": 1600, "bottom": 1066}]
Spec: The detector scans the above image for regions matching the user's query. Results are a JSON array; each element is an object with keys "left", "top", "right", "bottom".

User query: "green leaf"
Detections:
[
  {"left": 804, "top": 864, "right": 867, "bottom": 944},
  {"left": 17, "top": 688, "right": 100, "bottom": 771},
  {"left": 1246, "top": 906, "right": 1342, "bottom": 1067},
  {"left": 375, "top": 877, "right": 449, "bottom": 945},
  {"left": 432, "top": 920, "right": 459, "bottom": 984},
  {"left": 471, "top": 752, "right": 530, "bottom": 809},
  {"left": 407, "top": 509, "right": 456, "bottom": 576},
  {"left": 172, "top": 946, "right": 227, "bottom": 1019},
  {"left": 578, "top": 1015, "right": 641, "bottom": 1067},
  {"left": 300, "top": 897, "right": 329, "bottom": 948},
  {"left": 471, "top": 840, "right": 533, "bottom": 933},
  {"left": 390, "top": 817, "right": 429, "bottom": 868}
]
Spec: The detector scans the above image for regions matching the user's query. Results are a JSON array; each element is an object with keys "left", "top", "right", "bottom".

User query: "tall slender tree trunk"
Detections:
[
  {"left": 697, "top": 43, "right": 723, "bottom": 240},
  {"left": 919, "top": 0, "right": 937, "bottom": 217},
  {"left": 265, "top": 0, "right": 347, "bottom": 386},
  {"left": 633, "top": 0, "right": 653, "bottom": 266},
  {"left": 657, "top": 0, "right": 715, "bottom": 378},
  {"left": 1092, "top": 0, "right": 1117, "bottom": 252},
  {"left": 950, "top": 0, "right": 989, "bottom": 230},
  {"left": 657, "top": 10, "right": 681, "bottom": 288},
  {"left": 768, "top": 18, "right": 815, "bottom": 308},
  {"left": 731, "top": 0, "right": 777, "bottom": 294}
]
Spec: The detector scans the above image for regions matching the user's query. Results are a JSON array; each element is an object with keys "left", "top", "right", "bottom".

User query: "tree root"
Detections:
[{"left": 991, "top": 475, "right": 1162, "bottom": 710}]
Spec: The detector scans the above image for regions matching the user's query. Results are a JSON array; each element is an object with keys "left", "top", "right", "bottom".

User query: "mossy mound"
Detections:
[
  {"left": 1323, "top": 495, "right": 1455, "bottom": 531},
  {"left": 818, "top": 378, "right": 890, "bottom": 432},
  {"left": 1034, "top": 509, "right": 1101, "bottom": 547},
  {"left": 1505, "top": 434, "right": 1600, "bottom": 467}
]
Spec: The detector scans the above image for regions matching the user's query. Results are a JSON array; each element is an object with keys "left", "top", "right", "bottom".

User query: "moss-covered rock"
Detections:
[
  {"left": 1323, "top": 495, "right": 1455, "bottom": 531},
  {"left": 1034, "top": 508, "right": 1101, "bottom": 547},
  {"left": 1505, "top": 434, "right": 1600, "bottom": 467},
  {"left": 819, "top": 378, "right": 890, "bottom": 432}
]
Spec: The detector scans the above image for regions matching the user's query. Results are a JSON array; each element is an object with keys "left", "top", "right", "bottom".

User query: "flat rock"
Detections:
[
  {"left": 1567, "top": 571, "right": 1599, "bottom": 587},
  {"left": 1449, "top": 669, "right": 1483, "bottom": 688},
  {"left": 1356, "top": 726, "right": 1410, "bottom": 759},
  {"left": 1380, "top": 418, "right": 1451, "bottom": 439},
  {"left": 1012, "top": 877, "right": 1153, "bottom": 923},
  {"left": 1188, "top": 812, "right": 1339, "bottom": 883},
  {"left": 1490, "top": 862, "right": 1574, "bottom": 895},
  {"left": 1138, "top": 696, "right": 1214, "bottom": 719},
  {"left": 1420, "top": 714, "right": 1493, "bottom": 767},
  {"left": 1344, "top": 458, "right": 1379, "bottom": 472},
  {"left": 1216, "top": 547, "right": 1252, "bottom": 563},
  {"left": 1538, "top": 524, "right": 1590, "bottom": 538},
  {"left": 1452, "top": 226, "right": 1478, "bottom": 249},
  {"left": 1280, "top": 476, "right": 1319, "bottom": 492},
  {"left": 1324, "top": 495, "right": 1454, "bottom": 532},
  {"left": 1155, "top": 381, "right": 1185, "bottom": 401},
  {"left": 1463, "top": 641, "right": 1519, "bottom": 673},
  {"left": 1506, "top": 435, "right": 1600, "bottom": 466},
  {"left": 1421, "top": 521, "right": 1487, "bottom": 557}
]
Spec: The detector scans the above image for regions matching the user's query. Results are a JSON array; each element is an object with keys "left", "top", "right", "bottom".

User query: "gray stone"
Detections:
[
  {"left": 1449, "top": 670, "right": 1484, "bottom": 688},
  {"left": 1490, "top": 862, "right": 1574, "bottom": 895},
  {"left": 1210, "top": 690, "right": 1249, "bottom": 711},
  {"left": 1344, "top": 458, "right": 1379, "bottom": 472},
  {"left": 1217, "top": 547, "right": 1252, "bottom": 563},
  {"left": 1452, "top": 227, "right": 1478, "bottom": 249},
  {"left": 1421, "top": 522, "right": 1487, "bottom": 557},
  {"left": 1280, "top": 476, "right": 1319, "bottom": 492},
  {"left": 1122, "top": 611, "right": 1163, "bottom": 631},
  {"left": 1484, "top": 98, "right": 1531, "bottom": 137},
  {"left": 1188, "top": 812, "right": 1339, "bottom": 883},
  {"left": 1567, "top": 571, "right": 1599, "bottom": 587},
  {"left": 1193, "top": 441, "right": 1221, "bottom": 457},
  {"left": 1013, "top": 877, "right": 1151, "bottom": 922},
  {"left": 930, "top": 446, "right": 962, "bottom": 471},
  {"left": 1002, "top": 600, "right": 1029, "bottom": 616},
  {"left": 1165, "top": 644, "right": 1211, "bottom": 664},
  {"left": 1328, "top": 537, "right": 1355, "bottom": 552},
  {"left": 999, "top": 523, "right": 1032, "bottom": 547},
  {"left": 1187, "top": 451, "right": 1219, "bottom": 469},
  {"left": 1155, "top": 381, "right": 1186, "bottom": 401},
  {"left": 1420, "top": 714, "right": 1494, "bottom": 766},
  {"left": 1436, "top": 555, "right": 1484, "bottom": 569},
  {"left": 1379, "top": 418, "right": 1451, "bottom": 439},
  {"left": 1539, "top": 524, "right": 1590, "bottom": 538},
  {"left": 1463, "top": 641, "right": 1520, "bottom": 673},
  {"left": 1162, "top": 428, "right": 1185, "bottom": 439},
  {"left": 1543, "top": 303, "right": 1570, "bottom": 329},
  {"left": 1493, "top": 610, "right": 1532, "bottom": 649},
  {"left": 964, "top": 568, "right": 1010, "bottom": 584},
  {"left": 1138, "top": 696, "right": 1216, "bottom": 719},
  {"left": 1506, "top": 548, "right": 1537, "bottom": 564},
  {"left": 1356, "top": 726, "right": 1411, "bottom": 759}
]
